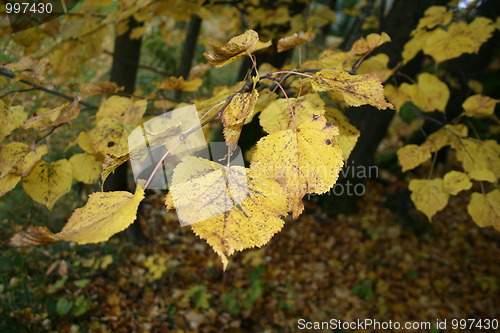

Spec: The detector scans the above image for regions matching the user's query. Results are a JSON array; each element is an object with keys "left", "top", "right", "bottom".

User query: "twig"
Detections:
[{"left": 0, "top": 67, "right": 97, "bottom": 109}]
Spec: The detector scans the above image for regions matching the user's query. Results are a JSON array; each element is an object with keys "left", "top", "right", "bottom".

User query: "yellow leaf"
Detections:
[
  {"left": 468, "top": 190, "right": 500, "bottom": 230},
  {"left": 316, "top": 49, "right": 354, "bottom": 70},
  {"left": 223, "top": 89, "right": 259, "bottom": 125},
  {"left": 351, "top": 32, "right": 391, "bottom": 56},
  {"left": 324, "top": 108, "right": 360, "bottom": 161},
  {"left": 155, "top": 76, "right": 203, "bottom": 92},
  {"left": 409, "top": 179, "right": 449, "bottom": 221},
  {"left": 80, "top": 82, "right": 123, "bottom": 99},
  {"left": 89, "top": 118, "right": 131, "bottom": 156},
  {"left": 308, "top": 69, "right": 392, "bottom": 109},
  {"left": 0, "top": 142, "right": 48, "bottom": 177},
  {"left": 165, "top": 157, "right": 288, "bottom": 269},
  {"left": 402, "top": 30, "right": 430, "bottom": 65},
  {"left": 277, "top": 29, "right": 314, "bottom": 53},
  {"left": 421, "top": 124, "right": 468, "bottom": 152},
  {"left": 22, "top": 159, "right": 73, "bottom": 210},
  {"left": 422, "top": 18, "right": 495, "bottom": 63},
  {"left": 0, "top": 174, "right": 21, "bottom": 197},
  {"left": 384, "top": 84, "right": 410, "bottom": 112},
  {"left": 203, "top": 30, "right": 271, "bottom": 67},
  {"left": 399, "top": 73, "right": 449, "bottom": 112},
  {"left": 259, "top": 93, "right": 325, "bottom": 133},
  {"left": 468, "top": 169, "right": 497, "bottom": 183},
  {"left": 223, "top": 122, "right": 244, "bottom": 153},
  {"left": 357, "top": 53, "right": 393, "bottom": 82},
  {"left": 96, "top": 96, "right": 147, "bottom": 126},
  {"left": 251, "top": 115, "right": 343, "bottom": 218},
  {"left": 442, "top": 171, "right": 472, "bottom": 195},
  {"left": 0, "top": 102, "right": 27, "bottom": 142},
  {"left": 413, "top": 6, "right": 452, "bottom": 32},
  {"left": 22, "top": 100, "right": 80, "bottom": 130},
  {"left": 9, "top": 186, "right": 145, "bottom": 246},
  {"left": 69, "top": 153, "right": 102, "bottom": 184},
  {"left": 397, "top": 144, "right": 432, "bottom": 172},
  {"left": 456, "top": 139, "right": 500, "bottom": 176},
  {"left": 462, "top": 94, "right": 498, "bottom": 117},
  {"left": 77, "top": 131, "right": 95, "bottom": 154},
  {"left": 101, "top": 153, "right": 130, "bottom": 187},
  {"left": 245, "top": 88, "right": 278, "bottom": 125}
]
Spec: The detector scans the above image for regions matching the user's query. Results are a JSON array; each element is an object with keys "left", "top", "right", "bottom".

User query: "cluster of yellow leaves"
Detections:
[
  {"left": 386, "top": 73, "right": 450, "bottom": 113},
  {"left": 403, "top": 6, "right": 496, "bottom": 64}
]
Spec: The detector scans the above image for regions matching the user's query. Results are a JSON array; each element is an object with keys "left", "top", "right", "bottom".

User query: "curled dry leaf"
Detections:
[
  {"left": 351, "top": 32, "right": 391, "bottom": 56},
  {"left": 203, "top": 30, "right": 272, "bottom": 67},
  {"left": 277, "top": 29, "right": 314, "bottom": 53},
  {"left": 79, "top": 81, "right": 123, "bottom": 99},
  {"left": 155, "top": 76, "right": 203, "bottom": 92}
]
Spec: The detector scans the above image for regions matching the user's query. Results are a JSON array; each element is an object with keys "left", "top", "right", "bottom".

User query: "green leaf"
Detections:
[{"left": 56, "top": 298, "right": 73, "bottom": 315}]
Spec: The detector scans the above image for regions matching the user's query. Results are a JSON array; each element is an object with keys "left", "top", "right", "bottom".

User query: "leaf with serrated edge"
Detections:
[
  {"left": 165, "top": 157, "right": 288, "bottom": 269},
  {"left": 259, "top": 93, "right": 325, "bottom": 134},
  {"left": 0, "top": 142, "right": 48, "bottom": 177},
  {"left": 251, "top": 115, "right": 343, "bottom": 218},
  {"left": 308, "top": 69, "right": 392, "bottom": 109}
]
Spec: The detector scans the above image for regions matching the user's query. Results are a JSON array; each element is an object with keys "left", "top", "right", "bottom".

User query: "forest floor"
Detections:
[{"left": 1, "top": 175, "right": 499, "bottom": 332}]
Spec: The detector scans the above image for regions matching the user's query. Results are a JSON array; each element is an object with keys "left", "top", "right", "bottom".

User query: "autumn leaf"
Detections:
[
  {"left": 69, "top": 153, "right": 102, "bottom": 184},
  {"left": 251, "top": 115, "right": 343, "bottom": 218},
  {"left": 223, "top": 89, "right": 259, "bottom": 125},
  {"left": 89, "top": 118, "right": 131, "bottom": 156},
  {"left": 101, "top": 153, "right": 130, "bottom": 187},
  {"left": 324, "top": 108, "right": 360, "bottom": 161},
  {"left": 467, "top": 190, "right": 500, "bottom": 231},
  {"left": 412, "top": 6, "right": 452, "bottom": 33},
  {"left": 0, "top": 101, "right": 27, "bottom": 142},
  {"left": 399, "top": 73, "right": 449, "bottom": 112},
  {"left": 9, "top": 186, "right": 145, "bottom": 246},
  {"left": 397, "top": 144, "right": 432, "bottom": 172},
  {"left": 22, "top": 159, "right": 73, "bottom": 210},
  {"left": 308, "top": 69, "right": 393, "bottom": 109},
  {"left": 420, "top": 124, "right": 468, "bottom": 152},
  {"left": 165, "top": 157, "right": 288, "bottom": 269},
  {"left": 350, "top": 32, "right": 391, "bottom": 56},
  {"left": 357, "top": 53, "right": 393, "bottom": 82},
  {"left": 0, "top": 174, "right": 21, "bottom": 197},
  {"left": 277, "top": 29, "right": 314, "bottom": 53},
  {"left": 455, "top": 139, "right": 500, "bottom": 176},
  {"left": 96, "top": 96, "right": 147, "bottom": 126},
  {"left": 462, "top": 94, "right": 498, "bottom": 117},
  {"left": 409, "top": 178, "right": 449, "bottom": 221},
  {"left": 259, "top": 93, "right": 325, "bottom": 134},
  {"left": 442, "top": 171, "right": 472, "bottom": 195},
  {"left": 384, "top": 84, "right": 410, "bottom": 112},
  {"left": 79, "top": 81, "right": 123, "bottom": 99},
  {"left": 22, "top": 99, "right": 80, "bottom": 130},
  {"left": 0, "top": 142, "right": 48, "bottom": 177},
  {"left": 155, "top": 76, "right": 203, "bottom": 92},
  {"left": 468, "top": 169, "right": 497, "bottom": 183},
  {"left": 203, "top": 30, "right": 271, "bottom": 67}
]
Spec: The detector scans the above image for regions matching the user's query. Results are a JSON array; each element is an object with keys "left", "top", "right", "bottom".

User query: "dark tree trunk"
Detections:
[
  {"left": 175, "top": 14, "right": 202, "bottom": 101},
  {"left": 107, "top": 17, "right": 148, "bottom": 245}
]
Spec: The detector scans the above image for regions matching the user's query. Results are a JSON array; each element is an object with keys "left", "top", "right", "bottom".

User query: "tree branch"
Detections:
[{"left": 0, "top": 67, "right": 97, "bottom": 109}]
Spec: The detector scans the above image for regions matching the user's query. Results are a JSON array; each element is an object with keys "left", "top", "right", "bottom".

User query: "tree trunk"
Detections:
[{"left": 107, "top": 17, "right": 148, "bottom": 245}]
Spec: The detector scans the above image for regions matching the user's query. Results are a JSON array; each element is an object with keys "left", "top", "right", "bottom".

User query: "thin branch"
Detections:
[{"left": 0, "top": 67, "right": 97, "bottom": 109}]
